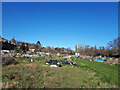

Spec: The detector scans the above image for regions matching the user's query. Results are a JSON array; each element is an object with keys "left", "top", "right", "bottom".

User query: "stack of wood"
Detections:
[{"left": 67, "top": 58, "right": 72, "bottom": 62}]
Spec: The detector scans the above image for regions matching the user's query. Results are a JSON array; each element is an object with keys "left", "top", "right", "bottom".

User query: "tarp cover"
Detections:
[{"left": 95, "top": 60, "right": 105, "bottom": 62}]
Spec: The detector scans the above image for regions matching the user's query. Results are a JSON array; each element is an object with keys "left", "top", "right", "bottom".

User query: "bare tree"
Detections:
[
  {"left": 75, "top": 45, "right": 77, "bottom": 53},
  {"left": 11, "top": 37, "right": 16, "bottom": 44},
  {"left": 37, "top": 41, "right": 41, "bottom": 46}
]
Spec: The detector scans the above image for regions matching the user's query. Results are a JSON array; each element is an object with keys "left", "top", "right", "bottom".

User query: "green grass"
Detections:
[
  {"left": 2, "top": 57, "right": 118, "bottom": 88},
  {"left": 75, "top": 59, "right": 118, "bottom": 85}
]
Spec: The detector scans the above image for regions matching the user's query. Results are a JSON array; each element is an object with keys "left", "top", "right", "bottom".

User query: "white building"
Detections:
[
  {"left": 75, "top": 53, "right": 80, "bottom": 56},
  {"left": 1, "top": 50, "right": 10, "bottom": 53},
  {"left": 57, "top": 53, "right": 60, "bottom": 56},
  {"left": 46, "top": 53, "right": 50, "bottom": 55}
]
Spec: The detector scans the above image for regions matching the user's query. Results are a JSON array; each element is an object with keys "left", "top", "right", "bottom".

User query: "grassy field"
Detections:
[{"left": 2, "top": 57, "right": 118, "bottom": 88}]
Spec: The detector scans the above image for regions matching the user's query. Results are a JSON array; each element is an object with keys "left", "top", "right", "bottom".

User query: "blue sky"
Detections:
[{"left": 2, "top": 2, "right": 118, "bottom": 50}]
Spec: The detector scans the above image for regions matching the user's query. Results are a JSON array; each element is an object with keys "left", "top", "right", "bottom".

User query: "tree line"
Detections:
[
  {"left": 2, "top": 36, "right": 119, "bottom": 57},
  {"left": 9, "top": 37, "right": 74, "bottom": 54},
  {"left": 75, "top": 37, "right": 120, "bottom": 57}
]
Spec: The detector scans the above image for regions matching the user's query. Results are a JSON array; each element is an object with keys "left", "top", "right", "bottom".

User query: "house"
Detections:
[
  {"left": 0, "top": 37, "right": 8, "bottom": 42},
  {"left": 16, "top": 41, "right": 23, "bottom": 49},
  {"left": 28, "top": 45, "right": 35, "bottom": 52},
  {"left": 0, "top": 37, "right": 15, "bottom": 50},
  {"left": 29, "top": 48, "right": 35, "bottom": 52}
]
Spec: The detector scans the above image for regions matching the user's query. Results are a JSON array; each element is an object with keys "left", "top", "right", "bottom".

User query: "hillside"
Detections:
[{"left": 2, "top": 57, "right": 118, "bottom": 88}]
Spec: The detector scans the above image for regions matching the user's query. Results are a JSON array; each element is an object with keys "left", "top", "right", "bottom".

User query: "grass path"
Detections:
[{"left": 75, "top": 59, "right": 118, "bottom": 85}]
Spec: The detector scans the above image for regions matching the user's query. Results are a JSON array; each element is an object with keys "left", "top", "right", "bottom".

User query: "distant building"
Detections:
[
  {"left": 29, "top": 48, "right": 35, "bottom": 52},
  {"left": 1, "top": 50, "right": 10, "bottom": 54},
  {"left": 0, "top": 37, "right": 15, "bottom": 50},
  {"left": 75, "top": 53, "right": 80, "bottom": 56},
  {"left": 57, "top": 53, "right": 60, "bottom": 56},
  {"left": 46, "top": 53, "right": 50, "bottom": 55},
  {"left": 0, "top": 37, "right": 41, "bottom": 53},
  {"left": 29, "top": 45, "right": 35, "bottom": 52},
  {"left": 16, "top": 41, "right": 23, "bottom": 49}
]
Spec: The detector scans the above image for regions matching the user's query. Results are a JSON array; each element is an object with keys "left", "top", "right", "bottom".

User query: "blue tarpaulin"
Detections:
[{"left": 95, "top": 60, "right": 105, "bottom": 62}]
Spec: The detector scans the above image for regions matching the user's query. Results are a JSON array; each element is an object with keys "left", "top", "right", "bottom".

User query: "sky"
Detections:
[{"left": 2, "top": 2, "right": 118, "bottom": 50}]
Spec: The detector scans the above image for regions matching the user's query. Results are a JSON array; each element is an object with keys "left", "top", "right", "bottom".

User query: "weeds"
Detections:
[{"left": 2, "top": 58, "right": 118, "bottom": 88}]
